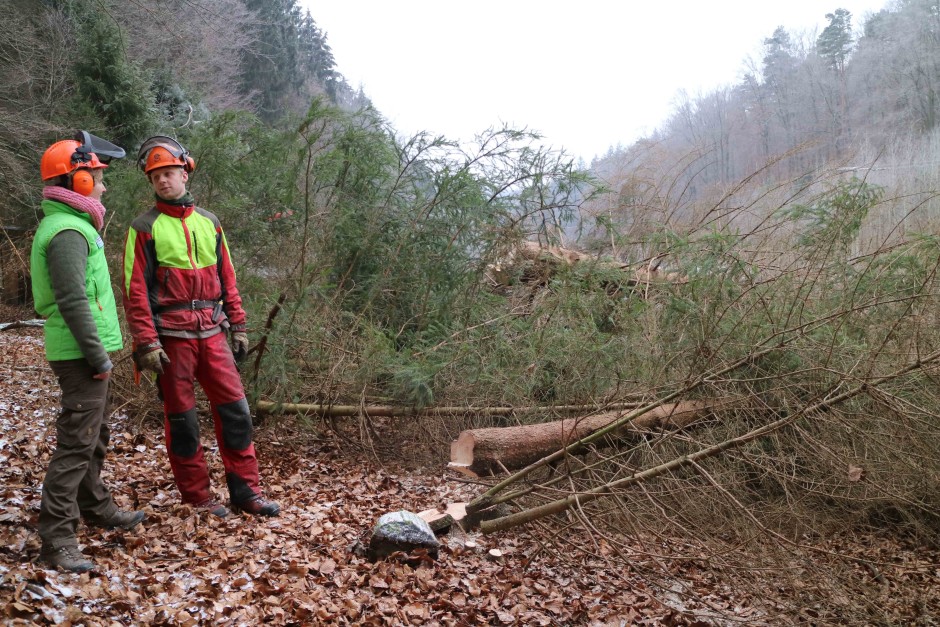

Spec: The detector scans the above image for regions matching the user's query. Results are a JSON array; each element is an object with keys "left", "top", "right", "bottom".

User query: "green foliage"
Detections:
[
  {"left": 779, "top": 177, "right": 883, "bottom": 251},
  {"left": 183, "top": 111, "right": 303, "bottom": 245},
  {"left": 312, "top": 117, "right": 592, "bottom": 346},
  {"left": 69, "top": 4, "right": 154, "bottom": 148},
  {"left": 817, "top": 9, "right": 854, "bottom": 73}
]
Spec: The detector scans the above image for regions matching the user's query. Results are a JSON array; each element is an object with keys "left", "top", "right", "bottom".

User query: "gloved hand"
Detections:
[
  {"left": 139, "top": 348, "right": 170, "bottom": 374},
  {"left": 232, "top": 331, "right": 249, "bottom": 362}
]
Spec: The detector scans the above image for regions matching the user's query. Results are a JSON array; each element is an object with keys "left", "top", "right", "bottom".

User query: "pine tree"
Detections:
[
  {"left": 70, "top": 4, "right": 154, "bottom": 147},
  {"left": 817, "top": 9, "right": 854, "bottom": 75},
  {"left": 238, "top": 0, "right": 305, "bottom": 121}
]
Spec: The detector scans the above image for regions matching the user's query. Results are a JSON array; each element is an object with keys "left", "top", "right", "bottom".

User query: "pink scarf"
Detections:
[{"left": 42, "top": 186, "right": 107, "bottom": 231}]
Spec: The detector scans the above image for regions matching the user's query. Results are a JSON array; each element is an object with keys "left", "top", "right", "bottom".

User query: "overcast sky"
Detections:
[{"left": 302, "top": 1, "right": 891, "bottom": 163}]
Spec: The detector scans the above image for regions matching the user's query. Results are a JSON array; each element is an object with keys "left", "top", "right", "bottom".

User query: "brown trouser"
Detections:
[{"left": 38, "top": 359, "right": 118, "bottom": 549}]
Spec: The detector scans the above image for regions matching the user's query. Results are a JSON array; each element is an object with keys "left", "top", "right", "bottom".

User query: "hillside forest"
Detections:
[{"left": 2, "top": 0, "right": 940, "bottom": 623}]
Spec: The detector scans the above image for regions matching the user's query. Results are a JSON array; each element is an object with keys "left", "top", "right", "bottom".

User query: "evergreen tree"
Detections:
[
  {"left": 298, "top": 11, "right": 342, "bottom": 101},
  {"left": 238, "top": 1, "right": 354, "bottom": 120},
  {"left": 239, "top": 0, "right": 305, "bottom": 121},
  {"left": 761, "top": 27, "right": 798, "bottom": 139},
  {"left": 817, "top": 9, "right": 854, "bottom": 74},
  {"left": 762, "top": 26, "right": 797, "bottom": 87},
  {"left": 70, "top": 4, "right": 154, "bottom": 147}
]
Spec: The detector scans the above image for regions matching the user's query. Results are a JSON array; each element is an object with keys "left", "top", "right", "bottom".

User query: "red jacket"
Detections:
[{"left": 122, "top": 199, "right": 246, "bottom": 349}]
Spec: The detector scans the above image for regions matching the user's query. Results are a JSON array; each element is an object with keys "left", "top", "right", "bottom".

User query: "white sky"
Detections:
[{"left": 302, "top": 1, "right": 891, "bottom": 163}]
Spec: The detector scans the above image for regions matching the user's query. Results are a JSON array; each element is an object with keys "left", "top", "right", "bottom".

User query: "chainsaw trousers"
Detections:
[{"left": 158, "top": 332, "right": 260, "bottom": 505}]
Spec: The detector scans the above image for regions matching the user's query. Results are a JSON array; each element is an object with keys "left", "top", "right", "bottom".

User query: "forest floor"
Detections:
[{"left": 1, "top": 303, "right": 939, "bottom": 626}]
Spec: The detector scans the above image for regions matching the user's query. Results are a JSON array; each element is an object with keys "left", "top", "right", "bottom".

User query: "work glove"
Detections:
[
  {"left": 139, "top": 348, "right": 170, "bottom": 374},
  {"left": 232, "top": 331, "right": 249, "bottom": 362}
]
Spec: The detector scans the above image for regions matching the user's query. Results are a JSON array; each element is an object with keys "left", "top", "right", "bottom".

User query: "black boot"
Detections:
[{"left": 231, "top": 495, "right": 280, "bottom": 517}]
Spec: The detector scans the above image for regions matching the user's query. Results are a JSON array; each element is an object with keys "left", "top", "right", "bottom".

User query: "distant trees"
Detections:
[
  {"left": 585, "top": 0, "right": 940, "bottom": 259},
  {"left": 238, "top": 0, "right": 355, "bottom": 121},
  {"left": 0, "top": 1, "right": 71, "bottom": 213},
  {"left": 119, "top": 1, "right": 255, "bottom": 117}
]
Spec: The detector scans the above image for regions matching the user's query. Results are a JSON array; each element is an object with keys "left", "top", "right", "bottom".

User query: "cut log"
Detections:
[
  {"left": 417, "top": 508, "right": 455, "bottom": 533},
  {"left": 449, "top": 401, "right": 717, "bottom": 477}
]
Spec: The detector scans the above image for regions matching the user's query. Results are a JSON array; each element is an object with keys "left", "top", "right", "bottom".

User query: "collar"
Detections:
[{"left": 155, "top": 198, "right": 195, "bottom": 219}]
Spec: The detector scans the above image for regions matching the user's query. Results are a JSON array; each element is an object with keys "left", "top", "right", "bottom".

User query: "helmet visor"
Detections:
[
  {"left": 74, "top": 130, "right": 125, "bottom": 165},
  {"left": 136, "top": 136, "right": 187, "bottom": 171}
]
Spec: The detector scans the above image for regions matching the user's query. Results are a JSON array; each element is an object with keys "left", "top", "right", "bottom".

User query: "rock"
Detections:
[{"left": 368, "top": 511, "right": 440, "bottom": 560}]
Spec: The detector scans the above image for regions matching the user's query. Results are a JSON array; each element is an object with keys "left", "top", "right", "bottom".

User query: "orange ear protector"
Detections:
[{"left": 71, "top": 170, "right": 95, "bottom": 196}]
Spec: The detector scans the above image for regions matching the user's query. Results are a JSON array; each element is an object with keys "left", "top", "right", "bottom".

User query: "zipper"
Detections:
[
  {"left": 181, "top": 217, "right": 198, "bottom": 269},
  {"left": 94, "top": 280, "right": 103, "bottom": 311}
]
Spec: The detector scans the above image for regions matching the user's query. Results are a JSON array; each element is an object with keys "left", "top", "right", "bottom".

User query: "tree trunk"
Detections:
[
  {"left": 255, "top": 399, "right": 641, "bottom": 418},
  {"left": 449, "top": 401, "right": 715, "bottom": 477}
]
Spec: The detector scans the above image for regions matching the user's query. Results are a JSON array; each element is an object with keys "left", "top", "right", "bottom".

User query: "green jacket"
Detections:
[{"left": 30, "top": 199, "right": 123, "bottom": 367}]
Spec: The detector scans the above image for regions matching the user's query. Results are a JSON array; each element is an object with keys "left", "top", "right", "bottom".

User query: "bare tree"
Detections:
[
  {"left": 117, "top": 0, "right": 257, "bottom": 116},
  {"left": 0, "top": 3, "right": 77, "bottom": 223}
]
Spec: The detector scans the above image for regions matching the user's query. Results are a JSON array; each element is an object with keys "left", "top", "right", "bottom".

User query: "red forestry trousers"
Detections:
[{"left": 158, "top": 331, "right": 261, "bottom": 505}]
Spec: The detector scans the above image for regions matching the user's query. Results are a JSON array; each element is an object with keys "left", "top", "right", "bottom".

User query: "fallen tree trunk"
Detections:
[
  {"left": 255, "top": 399, "right": 640, "bottom": 418},
  {"left": 486, "top": 241, "right": 685, "bottom": 289},
  {"left": 479, "top": 345, "right": 940, "bottom": 534},
  {"left": 449, "top": 400, "right": 718, "bottom": 478}
]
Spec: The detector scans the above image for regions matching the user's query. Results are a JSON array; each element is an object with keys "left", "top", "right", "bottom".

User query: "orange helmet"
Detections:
[
  {"left": 137, "top": 136, "right": 195, "bottom": 174},
  {"left": 40, "top": 130, "right": 125, "bottom": 181},
  {"left": 41, "top": 140, "right": 106, "bottom": 181}
]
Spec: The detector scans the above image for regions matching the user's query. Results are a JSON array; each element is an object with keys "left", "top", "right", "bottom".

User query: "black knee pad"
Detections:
[
  {"left": 218, "top": 398, "right": 253, "bottom": 451},
  {"left": 168, "top": 409, "right": 200, "bottom": 458}
]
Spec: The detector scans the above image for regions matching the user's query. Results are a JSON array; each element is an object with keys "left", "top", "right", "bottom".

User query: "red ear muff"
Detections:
[
  {"left": 71, "top": 170, "right": 94, "bottom": 196},
  {"left": 184, "top": 156, "right": 195, "bottom": 173}
]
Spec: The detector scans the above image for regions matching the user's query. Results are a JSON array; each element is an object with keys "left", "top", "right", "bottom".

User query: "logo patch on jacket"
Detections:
[{"left": 95, "top": 235, "right": 104, "bottom": 249}]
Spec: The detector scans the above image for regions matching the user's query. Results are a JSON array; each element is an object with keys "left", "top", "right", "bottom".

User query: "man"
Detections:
[
  {"left": 122, "top": 136, "right": 279, "bottom": 518},
  {"left": 31, "top": 131, "right": 145, "bottom": 573}
]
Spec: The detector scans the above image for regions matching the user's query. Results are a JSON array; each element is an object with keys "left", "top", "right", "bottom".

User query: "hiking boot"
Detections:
[
  {"left": 40, "top": 545, "right": 93, "bottom": 573},
  {"left": 86, "top": 509, "right": 146, "bottom": 530},
  {"left": 231, "top": 495, "right": 280, "bottom": 517},
  {"left": 194, "top": 499, "right": 229, "bottom": 518}
]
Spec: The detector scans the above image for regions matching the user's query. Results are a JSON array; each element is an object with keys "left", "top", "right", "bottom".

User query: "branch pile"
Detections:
[{"left": 485, "top": 240, "right": 685, "bottom": 289}]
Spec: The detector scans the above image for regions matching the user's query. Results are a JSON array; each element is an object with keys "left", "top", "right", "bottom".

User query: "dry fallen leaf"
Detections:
[
  {"left": 848, "top": 464, "right": 866, "bottom": 482},
  {"left": 0, "top": 322, "right": 937, "bottom": 625}
]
